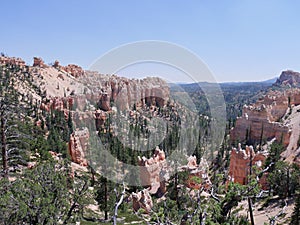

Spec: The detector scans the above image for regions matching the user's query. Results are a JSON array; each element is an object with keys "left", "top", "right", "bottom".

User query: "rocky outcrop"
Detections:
[
  {"left": 231, "top": 70, "right": 300, "bottom": 148},
  {"left": 33, "top": 57, "right": 48, "bottom": 68},
  {"left": 64, "top": 64, "right": 84, "bottom": 78},
  {"left": 138, "top": 147, "right": 212, "bottom": 196},
  {"left": 68, "top": 128, "right": 89, "bottom": 166},
  {"left": 184, "top": 157, "right": 211, "bottom": 191},
  {"left": 228, "top": 145, "right": 267, "bottom": 189},
  {"left": 0, "top": 56, "right": 26, "bottom": 67},
  {"left": 275, "top": 70, "right": 300, "bottom": 87},
  {"left": 78, "top": 73, "right": 170, "bottom": 112},
  {"left": 39, "top": 70, "right": 169, "bottom": 114},
  {"left": 230, "top": 70, "right": 300, "bottom": 165},
  {"left": 230, "top": 89, "right": 300, "bottom": 146},
  {"left": 131, "top": 189, "right": 153, "bottom": 213},
  {"left": 98, "top": 92, "right": 111, "bottom": 111},
  {"left": 138, "top": 147, "right": 167, "bottom": 195},
  {"left": 53, "top": 60, "right": 84, "bottom": 78},
  {"left": 94, "top": 109, "right": 107, "bottom": 130}
]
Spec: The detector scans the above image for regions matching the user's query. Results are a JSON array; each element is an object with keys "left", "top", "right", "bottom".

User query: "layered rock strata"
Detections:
[{"left": 230, "top": 89, "right": 300, "bottom": 146}]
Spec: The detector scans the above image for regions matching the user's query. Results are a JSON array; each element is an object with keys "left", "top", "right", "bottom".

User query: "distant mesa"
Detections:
[{"left": 275, "top": 70, "right": 300, "bottom": 87}]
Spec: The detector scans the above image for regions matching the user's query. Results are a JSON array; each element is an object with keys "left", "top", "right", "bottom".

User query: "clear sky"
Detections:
[{"left": 1, "top": 0, "right": 300, "bottom": 83}]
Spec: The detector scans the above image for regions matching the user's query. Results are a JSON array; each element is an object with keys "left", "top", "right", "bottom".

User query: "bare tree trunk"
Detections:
[
  {"left": 63, "top": 179, "right": 89, "bottom": 224},
  {"left": 175, "top": 172, "right": 180, "bottom": 210},
  {"left": 113, "top": 182, "right": 125, "bottom": 225},
  {"left": 287, "top": 168, "right": 290, "bottom": 198},
  {"left": 104, "top": 178, "right": 108, "bottom": 221},
  {"left": 248, "top": 149, "right": 255, "bottom": 225},
  {"left": 1, "top": 116, "right": 8, "bottom": 178},
  {"left": 248, "top": 198, "right": 255, "bottom": 225}
]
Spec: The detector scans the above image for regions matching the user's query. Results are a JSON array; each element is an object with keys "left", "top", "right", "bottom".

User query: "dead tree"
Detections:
[{"left": 113, "top": 182, "right": 126, "bottom": 225}]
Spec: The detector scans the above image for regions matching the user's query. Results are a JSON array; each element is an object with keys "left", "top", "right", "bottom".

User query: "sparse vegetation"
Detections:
[{"left": 0, "top": 61, "right": 299, "bottom": 225}]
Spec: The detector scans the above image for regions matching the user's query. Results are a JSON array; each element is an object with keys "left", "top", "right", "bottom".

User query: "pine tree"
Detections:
[
  {"left": 0, "top": 65, "right": 30, "bottom": 178},
  {"left": 290, "top": 190, "right": 300, "bottom": 225}
]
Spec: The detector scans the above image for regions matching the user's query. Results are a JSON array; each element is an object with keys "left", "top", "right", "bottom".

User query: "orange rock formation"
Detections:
[
  {"left": 131, "top": 189, "right": 153, "bottom": 213},
  {"left": 138, "top": 147, "right": 167, "bottom": 195},
  {"left": 33, "top": 57, "right": 48, "bottom": 68},
  {"left": 0, "top": 56, "right": 26, "bottom": 67},
  {"left": 230, "top": 89, "right": 300, "bottom": 146},
  {"left": 53, "top": 60, "right": 84, "bottom": 78},
  {"left": 228, "top": 145, "right": 267, "bottom": 189},
  {"left": 68, "top": 128, "right": 89, "bottom": 166}
]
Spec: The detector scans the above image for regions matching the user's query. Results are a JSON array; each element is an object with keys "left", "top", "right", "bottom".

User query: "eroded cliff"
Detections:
[{"left": 231, "top": 70, "right": 300, "bottom": 164}]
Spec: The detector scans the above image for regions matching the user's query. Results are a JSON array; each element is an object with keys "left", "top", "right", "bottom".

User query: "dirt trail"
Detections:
[{"left": 238, "top": 197, "right": 294, "bottom": 224}]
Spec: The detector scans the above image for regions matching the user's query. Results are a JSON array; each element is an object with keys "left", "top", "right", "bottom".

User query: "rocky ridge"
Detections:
[
  {"left": 231, "top": 70, "right": 300, "bottom": 165},
  {"left": 0, "top": 55, "right": 170, "bottom": 165}
]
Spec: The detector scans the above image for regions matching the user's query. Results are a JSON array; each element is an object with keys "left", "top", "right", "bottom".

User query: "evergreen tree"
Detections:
[
  {"left": 96, "top": 176, "right": 120, "bottom": 221},
  {"left": 0, "top": 65, "right": 30, "bottom": 178},
  {"left": 0, "top": 161, "right": 70, "bottom": 224},
  {"left": 290, "top": 189, "right": 300, "bottom": 225}
]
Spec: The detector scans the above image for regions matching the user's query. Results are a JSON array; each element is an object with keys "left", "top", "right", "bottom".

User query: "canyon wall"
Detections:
[
  {"left": 230, "top": 88, "right": 300, "bottom": 146},
  {"left": 231, "top": 71, "right": 300, "bottom": 147},
  {"left": 230, "top": 70, "right": 300, "bottom": 173},
  {"left": 78, "top": 72, "right": 170, "bottom": 112}
]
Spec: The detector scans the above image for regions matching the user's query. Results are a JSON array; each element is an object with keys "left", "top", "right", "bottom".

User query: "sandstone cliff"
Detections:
[
  {"left": 230, "top": 89, "right": 293, "bottom": 147},
  {"left": 1, "top": 56, "right": 170, "bottom": 168},
  {"left": 231, "top": 70, "right": 300, "bottom": 164},
  {"left": 77, "top": 72, "right": 170, "bottom": 111},
  {"left": 230, "top": 89, "right": 300, "bottom": 146}
]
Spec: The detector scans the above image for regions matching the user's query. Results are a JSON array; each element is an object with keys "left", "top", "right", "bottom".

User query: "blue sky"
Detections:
[{"left": 1, "top": 0, "right": 300, "bottom": 82}]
